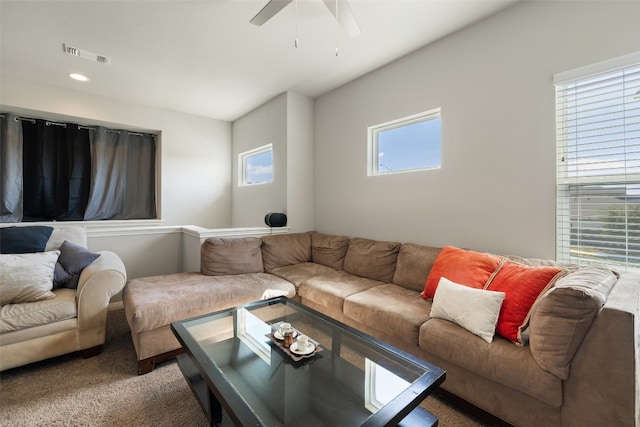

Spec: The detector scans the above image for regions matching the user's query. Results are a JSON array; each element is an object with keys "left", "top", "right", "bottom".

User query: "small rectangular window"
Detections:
[
  {"left": 368, "top": 109, "right": 441, "bottom": 176},
  {"left": 239, "top": 144, "right": 273, "bottom": 186}
]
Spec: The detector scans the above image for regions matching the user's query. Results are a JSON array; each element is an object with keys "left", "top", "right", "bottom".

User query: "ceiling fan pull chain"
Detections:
[
  {"left": 335, "top": 0, "right": 339, "bottom": 56},
  {"left": 294, "top": 0, "right": 299, "bottom": 48}
]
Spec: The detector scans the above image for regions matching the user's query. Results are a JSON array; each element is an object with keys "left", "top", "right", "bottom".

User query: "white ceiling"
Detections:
[{"left": 0, "top": 0, "right": 518, "bottom": 122}]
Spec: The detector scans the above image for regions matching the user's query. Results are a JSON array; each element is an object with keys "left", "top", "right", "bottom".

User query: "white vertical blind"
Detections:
[{"left": 556, "top": 57, "right": 640, "bottom": 269}]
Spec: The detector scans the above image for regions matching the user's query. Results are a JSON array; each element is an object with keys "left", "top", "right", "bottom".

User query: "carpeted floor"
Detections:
[{"left": 0, "top": 309, "right": 492, "bottom": 427}]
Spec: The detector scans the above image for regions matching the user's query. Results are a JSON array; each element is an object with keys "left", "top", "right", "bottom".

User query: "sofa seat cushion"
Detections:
[
  {"left": 344, "top": 284, "right": 432, "bottom": 346},
  {"left": 124, "top": 272, "right": 295, "bottom": 334},
  {"left": 269, "top": 262, "right": 337, "bottom": 287},
  {"left": 0, "top": 288, "right": 77, "bottom": 333},
  {"left": 419, "top": 318, "right": 562, "bottom": 407},
  {"left": 297, "top": 270, "right": 384, "bottom": 313}
]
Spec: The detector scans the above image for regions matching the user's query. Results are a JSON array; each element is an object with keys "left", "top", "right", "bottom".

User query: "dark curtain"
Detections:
[
  {"left": 22, "top": 120, "right": 91, "bottom": 221},
  {"left": 1, "top": 115, "right": 156, "bottom": 222}
]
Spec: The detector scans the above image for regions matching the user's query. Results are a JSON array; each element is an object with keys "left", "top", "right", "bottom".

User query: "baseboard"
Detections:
[{"left": 108, "top": 300, "right": 124, "bottom": 311}]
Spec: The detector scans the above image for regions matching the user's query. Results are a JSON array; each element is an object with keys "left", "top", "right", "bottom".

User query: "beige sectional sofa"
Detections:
[{"left": 123, "top": 231, "right": 640, "bottom": 427}]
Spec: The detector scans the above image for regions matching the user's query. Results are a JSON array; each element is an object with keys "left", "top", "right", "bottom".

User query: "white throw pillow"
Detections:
[
  {"left": 0, "top": 251, "right": 60, "bottom": 305},
  {"left": 430, "top": 277, "right": 505, "bottom": 343}
]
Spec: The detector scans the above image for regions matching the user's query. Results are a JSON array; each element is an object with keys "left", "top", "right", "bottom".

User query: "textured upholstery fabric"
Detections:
[
  {"left": 54, "top": 240, "right": 100, "bottom": 289},
  {"left": 0, "top": 247, "right": 127, "bottom": 371},
  {"left": 0, "top": 251, "right": 59, "bottom": 305},
  {"left": 45, "top": 227, "right": 88, "bottom": 250},
  {"left": 0, "top": 226, "right": 53, "bottom": 254},
  {"left": 117, "top": 231, "right": 639, "bottom": 426},
  {"left": 311, "top": 232, "right": 350, "bottom": 270},
  {"left": 431, "top": 277, "right": 505, "bottom": 343},
  {"left": 419, "top": 318, "right": 563, "bottom": 407},
  {"left": 124, "top": 272, "right": 295, "bottom": 334},
  {"left": 269, "top": 262, "right": 336, "bottom": 287},
  {"left": 422, "top": 246, "right": 503, "bottom": 299},
  {"left": 343, "top": 283, "right": 432, "bottom": 345},
  {"left": 261, "top": 232, "right": 312, "bottom": 271},
  {"left": 487, "top": 261, "right": 565, "bottom": 345},
  {"left": 392, "top": 243, "right": 441, "bottom": 292},
  {"left": 342, "top": 237, "right": 400, "bottom": 282},
  {"left": 528, "top": 266, "right": 619, "bottom": 379},
  {"left": 0, "top": 288, "right": 76, "bottom": 333},
  {"left": 201, "top": 237, "right": 264, "bottom": 276},
  {"left": 297, "top": 270, "right": 383, "bottom": 313}
]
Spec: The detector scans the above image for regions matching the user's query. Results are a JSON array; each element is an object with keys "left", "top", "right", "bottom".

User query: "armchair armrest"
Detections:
[{"left": 76, "top": 251, "right": 127, "bottom": 349}]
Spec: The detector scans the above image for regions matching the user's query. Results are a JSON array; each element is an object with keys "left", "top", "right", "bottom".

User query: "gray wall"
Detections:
[
  {"left": 0, "top": 75, "right": 232, "bottom": 229},
  {"left": 232, "top": 91, "right": 314, "bottom": 232},
  {"left": 313, "top": 0, "right": 640, "bottom": 259}
]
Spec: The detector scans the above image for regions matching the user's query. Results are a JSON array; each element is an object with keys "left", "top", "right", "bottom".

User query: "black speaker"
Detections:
[{"left": 265, "top": 213, "right": 287, "bottom": 227}]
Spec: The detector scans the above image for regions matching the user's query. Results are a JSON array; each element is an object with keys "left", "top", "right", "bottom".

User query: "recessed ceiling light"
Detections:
[{"left": 68, "top": 73, "right": 89, "bottom": 82}]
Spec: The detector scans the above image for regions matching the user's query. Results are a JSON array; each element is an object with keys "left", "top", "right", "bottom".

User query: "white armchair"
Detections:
[{"left": 0, "top": 227, "right": 126, "bottom": 371}]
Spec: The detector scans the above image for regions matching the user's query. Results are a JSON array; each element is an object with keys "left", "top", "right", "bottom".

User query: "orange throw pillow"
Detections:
[
  {"left": 422, "top": 246, "right": 503, "bottom": 299},
  {"left": 487, "top": 261, "right": 564, "bottom": 345}
]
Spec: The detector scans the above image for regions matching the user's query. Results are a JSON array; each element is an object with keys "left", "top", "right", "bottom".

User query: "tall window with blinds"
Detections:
[{"left": 555, "top": 54, "right": 640, "bottom": 270}]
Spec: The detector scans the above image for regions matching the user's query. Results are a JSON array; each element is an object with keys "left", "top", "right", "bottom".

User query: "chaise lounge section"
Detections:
[{"left": 122, "top": 231, "right": 640, "bottom": 427}]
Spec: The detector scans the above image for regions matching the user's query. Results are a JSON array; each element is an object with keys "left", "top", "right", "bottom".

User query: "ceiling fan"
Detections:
[{"left": 250, "top": 0, "right": 360, "bottom": 38}]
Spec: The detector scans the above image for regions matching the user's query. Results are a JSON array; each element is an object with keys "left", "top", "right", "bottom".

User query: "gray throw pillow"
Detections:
[{"left": 53, "top": 240, "right": 100, "bottom": 289}]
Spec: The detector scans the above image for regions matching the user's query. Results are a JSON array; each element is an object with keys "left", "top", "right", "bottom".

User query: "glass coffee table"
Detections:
[{"left": 171, "top": 297, "right": 445, "bottom": 427}]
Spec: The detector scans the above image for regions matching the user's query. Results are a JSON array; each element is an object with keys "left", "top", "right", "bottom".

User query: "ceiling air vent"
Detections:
[{"left": 63, "top": 43, "right": 110, "bottom": 64}]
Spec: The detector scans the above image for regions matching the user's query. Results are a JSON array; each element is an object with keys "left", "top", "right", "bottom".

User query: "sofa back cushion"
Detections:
[
  {"left": 261, "top": 232, "right": 312, "bottom": 271},
  {"left": 343, "top": 237, "right": 400, "bottom": 282},
  {"left": 311, "top": 232, "right": 350, "bottom": 270},
  {"left": 201, "top": 237, "right": 264, "bottom": 276},
  {"left": 528, "top": 266, "right": 618, "bottom": 379},
  {"left": 392, "top": 243, "right": 442, "bottom": 292}
]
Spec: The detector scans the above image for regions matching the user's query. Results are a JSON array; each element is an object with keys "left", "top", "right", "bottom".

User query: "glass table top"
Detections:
[{"left": 172, "top": 297, "right": 444, "bottom": 427}]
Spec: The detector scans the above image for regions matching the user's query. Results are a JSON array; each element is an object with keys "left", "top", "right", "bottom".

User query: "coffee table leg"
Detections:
[{"left": 209, "top": 388, "right": 222, "bottom": 426}]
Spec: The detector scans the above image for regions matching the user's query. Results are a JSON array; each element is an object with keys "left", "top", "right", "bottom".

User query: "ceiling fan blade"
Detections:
[
  {"left": 250, "top": 0, "right": 294, "bottom": 26},
  {"left": 321, "top": 0, "right": 360, "bottom": 37}
]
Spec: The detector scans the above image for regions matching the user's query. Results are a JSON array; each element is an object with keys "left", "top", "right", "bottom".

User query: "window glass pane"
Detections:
[
  {"left": 369, "top": 109, "right": 441, "bottom": 176},
  {"left": 378, "top": 118, "right": 441, "bottom": 173},
  {"left": 241, "top": 145, "right": 273, "bottom": 186}
]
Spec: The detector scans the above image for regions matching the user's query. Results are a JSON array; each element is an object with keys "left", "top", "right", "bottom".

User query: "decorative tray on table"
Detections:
[{"left": 267, "top": 327, "right": 324, "bottom": 363}]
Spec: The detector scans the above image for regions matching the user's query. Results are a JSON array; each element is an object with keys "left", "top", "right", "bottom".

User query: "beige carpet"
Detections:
[{"left": 0, "top": 309, "right": 492, "bottom": 427}]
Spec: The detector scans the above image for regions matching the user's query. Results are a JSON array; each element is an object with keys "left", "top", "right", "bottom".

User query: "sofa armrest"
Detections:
[
  {"left": 75, "top": 251, "right": 127, "bottom": 348},
  {"left": 561, "top": 272, "right": 640, "bottom": 426}
]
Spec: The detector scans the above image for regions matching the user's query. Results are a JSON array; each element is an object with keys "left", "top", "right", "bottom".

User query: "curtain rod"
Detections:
[
  {"left": 0, "top": 114, "right": 36, "bottom": 124},
  {"left": 0, "top": 113, "right": 155, "bottom": 137}
]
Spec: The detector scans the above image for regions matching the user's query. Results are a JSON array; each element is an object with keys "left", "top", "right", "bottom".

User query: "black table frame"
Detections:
[{"left": 171, "top": 297, "right": 445, "bottom": 427}]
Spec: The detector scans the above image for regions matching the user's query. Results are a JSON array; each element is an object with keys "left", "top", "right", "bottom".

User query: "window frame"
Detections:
[
  {"left": 367, "top": 108, "right": 441, "bottom": 176},
  {"left": 555, "top": 51, "right": 640, "bottom": 270},
  {"left": 239, "top": 143, "right": 273, "bottom": 186},
  {"left": 0, "top": 112, "right": 160, "bottom": 223}
]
